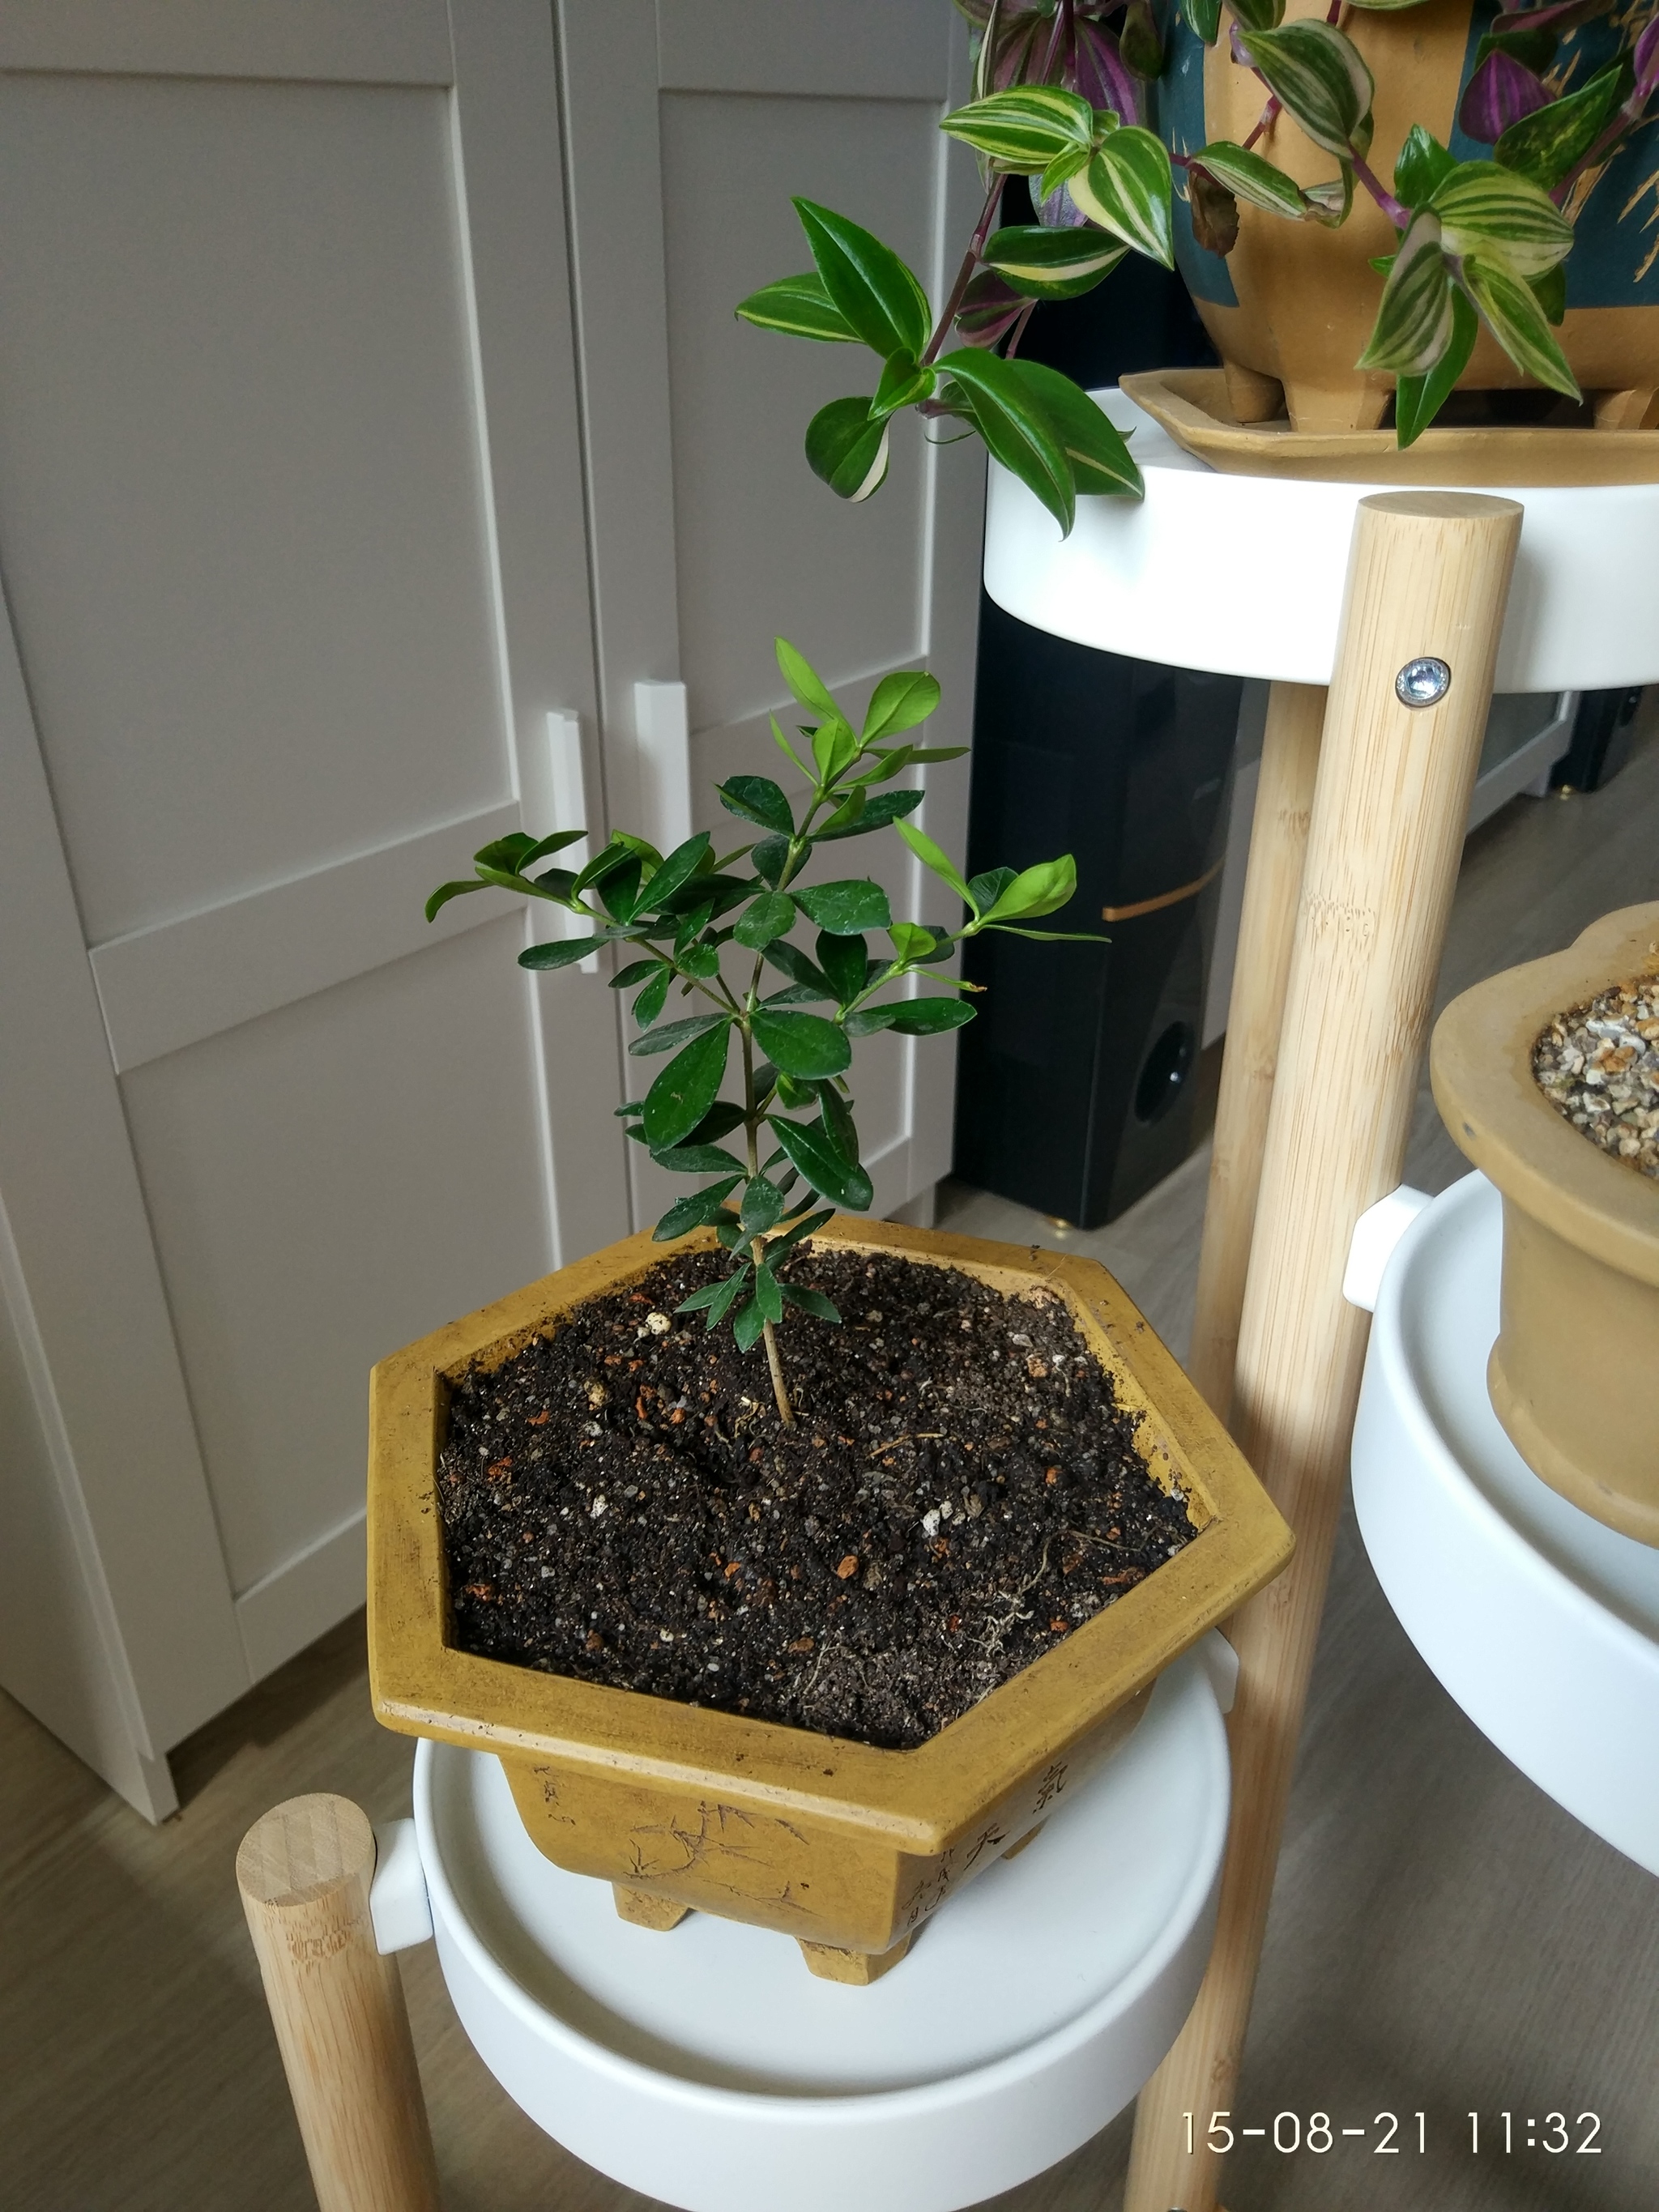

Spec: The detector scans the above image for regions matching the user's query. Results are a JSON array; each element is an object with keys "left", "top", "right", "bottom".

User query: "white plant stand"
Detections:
[
  {"left": 1349, "top": 1170, "right": 1659, "bottom": 1877},
  {"left": 239, "top": 1642, "right": 1236, "bottom": 2212}
]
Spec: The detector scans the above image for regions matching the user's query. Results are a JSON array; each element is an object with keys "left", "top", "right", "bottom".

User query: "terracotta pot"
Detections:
[
  {"left": 1431, "top": 901, "right": 1659, "bottom": 1545},
  {"left": 1158, "top": 0, "right": 1659, "bottom": 432},
  {"left": 369, "top": 1215, "right": 1292, "bottom": 1981}
]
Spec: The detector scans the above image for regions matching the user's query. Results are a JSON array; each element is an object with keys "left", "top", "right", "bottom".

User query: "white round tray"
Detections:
[
  {"left": 981, "top": 390, "right": 1659, "bottom": 693},
  {"left": 1351, "top": 1171, "right": 1659, "bottom": 1874},
  {"left": 412, "top": 1644, "right": 1232, "bottom": 2212}
]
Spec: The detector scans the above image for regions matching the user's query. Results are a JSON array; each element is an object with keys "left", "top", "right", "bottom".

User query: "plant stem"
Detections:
[
  {"left": 740, "top": 1021, "right": 794, "bottom": 1426},
  {"left": 921, "top": 173, "right": 1007, "bottom": 366},
  {"left": 1350, "top": 151, "right": 1410, "bottom": 232},
  {"left": 1241, "top": 95, "right": 1280, "bottom": 151}
]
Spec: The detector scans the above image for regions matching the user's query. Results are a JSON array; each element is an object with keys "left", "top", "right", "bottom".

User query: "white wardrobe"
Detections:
[{"left": 0, "top": 0, "right": 986, "bottom": 1816}]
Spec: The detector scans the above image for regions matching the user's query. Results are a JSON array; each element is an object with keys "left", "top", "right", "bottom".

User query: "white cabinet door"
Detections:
[
  {"left": 0, "top": 0, "right": 625, "bottom": 1813},
  {"left": 556, "top": 0, "right": 987, "bottom": 1230}
]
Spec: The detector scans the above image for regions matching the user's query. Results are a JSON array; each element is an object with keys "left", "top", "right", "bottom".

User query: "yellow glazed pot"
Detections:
[
  {"left": 369, "top": 1217, "right": 1292, "bottom": 1980},
  {"left": 1159, "top": 0, "right": 1659, "bottom": 432},
  {"left": 1431, "top": 901, "right": 1659, "bottom": 1545}
]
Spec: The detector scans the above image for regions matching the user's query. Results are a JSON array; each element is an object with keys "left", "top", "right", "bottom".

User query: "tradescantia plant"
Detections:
[
  {"left": 740, "top": 0, "right": 1659, "bottom": 459},
  {"left": 426, "top": 642, "right": 1094, "bottom": 1426}
]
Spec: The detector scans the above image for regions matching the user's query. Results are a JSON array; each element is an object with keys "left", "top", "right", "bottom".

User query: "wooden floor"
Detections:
[{"left": 4, "top": 715, "right": 1657, "bottom": 2212}]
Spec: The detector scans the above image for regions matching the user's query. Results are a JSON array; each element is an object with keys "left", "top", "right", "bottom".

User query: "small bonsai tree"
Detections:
[{"left": 428, "top": 642, "right": 1094, "bottom": 1427}]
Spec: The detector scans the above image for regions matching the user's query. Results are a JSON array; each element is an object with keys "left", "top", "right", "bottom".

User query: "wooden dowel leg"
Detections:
[
  {"left": 238, "top": 1793, "right": 441, "bottom": 2212},
  {"left": 1188, "top": 680, "right": 1326, "bottom": 1417},
  {"left": 1127, "top": 492, "right": 1523, "bottom": 2212}
]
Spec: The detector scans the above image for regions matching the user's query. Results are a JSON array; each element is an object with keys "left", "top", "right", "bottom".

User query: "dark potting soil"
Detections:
[{"left": 437, "top": 1247, "right": 1196, "bottom": 1751}]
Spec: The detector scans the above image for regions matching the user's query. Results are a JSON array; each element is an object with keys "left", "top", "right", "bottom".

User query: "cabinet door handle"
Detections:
[
  {"left": 545, "top": 709, "right": 598, "bottom": 974},
  {"left": 633, "top": 679, "right": 692, "bottom": 859}
]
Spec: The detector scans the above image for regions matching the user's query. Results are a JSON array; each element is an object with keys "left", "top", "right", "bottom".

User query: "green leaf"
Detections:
[
  {"left": 642, "top": 1024, "right": 734, "bottom": 1152},
  {"left": 1394, "top": 124, "right": 1457, "bottom": 211},
  {"left": 1192, "top": 142, "right": 1309, "bottom": 220},
  {"left": 889, "top": 919, "right": 948, "bottom": 961},
  {"left": 733, "top": 891, "right": 797, "bottom": 948},
  {"left": 732, "top": 1297, "right": 767, "bottom": 1353},
  {"left": 1235, "top": 21, "right": 1375, "bottom": 160},
  {"left": 817, "top": 786, "right": 868, "bottom": 838},
  {"left": 814, "top": 788, "right": 925, "bottom": 841},
  {"left": 843, "top": 1004, "right": 898, "bottom": 1036},
  {"left": 1529, "top": 260, "right": 1567, "bottom": 326},
  {"left": 895, "top": 817, "right": 975, "bottom": 907},
  {"left": 769, "top": 1116, "right": 874, "bottom": 1208},
  {"left": 1004, "top": 360, "right": 1143, "bottom": 498},
  {"left": 886, "top": 996, "right": 975, "bottom": 1034},
  {"left": 767, "top": 1206, "right": 834, "bottom": 1258},
  {"left": 751, "top": 834, "right": 791, "bottom": 889},
  {"left": 795, "top": 878, "right": 893, "bottom": 935},
  {"left": 810, "top": 714, "right": 860, "bottom": 787},
  {"left": 739, "top": 1175, "right": 786, "bottom": 1237},
  {"left": 633, "top": 968, "right": 672, "bottom": 1028},
  {"left": 763, "top": 940, "right": 836, "bottom": 995},
  {"left": 672, "top": 900, "right": 714, "bottom": 954},
  {"left": 635, "top": 833, "right": 711, "bottom": 916},
  {"left": 1067, "top": 128, "right": 1175, "bottom": 267},
  {"left": 1428, "top": 158, "right": 1573, "bottom": 276},
  {"left": 1393, "top": 288, "right": 1478, "bottom": 445},
  {"left": 518, "top": 935, "right": 611, "bottom": 970},
  {"left": 685, "top": 1100, "right": 745, "bottom": 1144},
  {"left": 735, "top": 270, "right": 860, "bottom": 343},
  {"left": 595, "top": 855, "right": 645, "bottom": 922},
  {"left": 982, "top": 224, "right": 1129, "bottom": 300},
  {"left": 775, "top": 637, "right": 839, "bottom": 720},
  {"left": 628, "top": 1012, "right": 730, "bottom": 1058},
  {"left": 863, "top": 668, "right": 941, "bottom": 744},
  {"left": 1230, "top": 0, "right": 1286, "bottom": 27},
  {"left": 610, "top": 958, "right": 659, "bottom": 990},
  {"left": 1493, "top": 57, "right": 1623, "bottom": 189},
  {"left": 939, "top": 347, "right": 1075, "bottom": 534},
  {"left": 983, "top": 853, "right": 1078, "bottom": 922},
  {"left": 819, "top": 1080, "right": 859, "bottom": 1166},
  {"left": 751, "top": 1010, "right": 853, "bottom": 1080},
  {"left": 652, "top": 1176, "right": 743, "bottom": 1242},
  {"left": 678, "top": 1266, "right": 749, "bottom": 1328},
  {"left": 573, "top": 836, "right": 655, "bottom": 899},
  {"left": 814, "top": 929, "right": 868, "bottom": 1004},
  {"left": 718, "top": 775, "right": 795, "bottom": 836},
  {"left": 426, "top": 878, "right": 490, "bottom": 923},
  {"left": 651, "top": 1142, "right": 748, "bottom": 1176},
  {"left": 940, "top": 86, "right": 1096, "bottom": 172},
  {"left": 793, "top": 198, "right": 931, "bottom": 359},
  {"left": 1461, "top": 254, "right": 1580, "bottom": 398},
  {"left": 779, "top": 1281, "right": 841, "bottom": 1322},
  {"left": 752, "top": 1261, "right": 785, "bottom": 1323},
  {"left": 1356, "top": 211, "right": 1455, "bottom": 376},
  {"left": 805, "top": 396, "right": 891, "bottom": 502},
  {"left": 679, "top": 940, "right": 720, "bottom": 978},
  {"left": 769, "top": 713, "right": 812, "bottom": 778},
  {"left": 872, "top": 348, "right": 936, "bottom": 420}
]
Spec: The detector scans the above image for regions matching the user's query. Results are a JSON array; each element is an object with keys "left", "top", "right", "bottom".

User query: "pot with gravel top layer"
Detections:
[
  {"left": 1432, "top": 899, "right": 1659, "bottom": 1545},
  {"left": 369, "top": 1212, "right": 1291, "bottom": 1982}
]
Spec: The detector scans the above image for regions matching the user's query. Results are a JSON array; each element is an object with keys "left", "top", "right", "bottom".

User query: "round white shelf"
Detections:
[
  {"left": 982, "top": 390, "right": 1659, "bottom": 693},
  {"left": 1351, "top": 1171, "right": 1659, "bottom": 1874},
  {"left": 410, "top": 1645, "right": 1232, "bottom": 2212}
]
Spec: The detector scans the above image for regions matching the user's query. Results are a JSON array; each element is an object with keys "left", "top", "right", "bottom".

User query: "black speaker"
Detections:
[{"left": 953, "top": 596, "right": 1239, "bottom": 1228}]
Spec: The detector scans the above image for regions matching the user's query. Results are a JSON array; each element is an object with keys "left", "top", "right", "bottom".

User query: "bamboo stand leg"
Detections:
[
  {"left": 1126, "top": 492, "right": 1523, "bottom": 2212},
  {"left": 238, "top": 1793, "right": 441, "bottom": 2212},
  {"left": 1187, "top": 680, "right": 1327, "bottom": 1417}
]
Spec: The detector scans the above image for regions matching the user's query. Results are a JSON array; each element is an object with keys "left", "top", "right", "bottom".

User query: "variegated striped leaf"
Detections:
[
  {"left": 1191, "top": 142, "right": 1308, "bottom": 219},
  {"left": 1236, "top": 20, "right": 1375, "bottom": 159},
  {"left": 1356, "top": 210, "right": 1455, "bottom": 375},
  {"left": 793, "top": 199, "right": 932, "bottom": 360},
  {"left": 1461, "top": 254, "right": 1581, "bottom": 396},
  {"left": 1429, "top": 159, "right": 1574, "bottom": 275},
  {"left": 1068, "top": 126, "right": 1175, "bottom": 266},
  {"left": 940, "top": 85, "right": 1096, "bottom": 172},
  {"left": 1004, "top": 359, "right": 1143, "bottom": 498},
  {"left": 940, "top": 347, "right": 1077, "bottom": 534},
  {"left": 735, "top": 271, "right": 860, "bottom": 343},
  {"left": 983, "top": 222, "right": 1129, "bottom": 298}
]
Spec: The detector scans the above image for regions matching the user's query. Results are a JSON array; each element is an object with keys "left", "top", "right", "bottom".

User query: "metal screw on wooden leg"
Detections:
[{"left": 238, "top": 1793, "right": 440, "bottom": 2212}]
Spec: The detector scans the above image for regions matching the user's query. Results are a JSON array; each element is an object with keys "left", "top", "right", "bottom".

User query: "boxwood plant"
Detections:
[
  {"left": 737, "top": 0, "right": 1659, "bottom": 462},
  {"left": 428, "top": 642, "right": 1094, "bottom": 1426}
]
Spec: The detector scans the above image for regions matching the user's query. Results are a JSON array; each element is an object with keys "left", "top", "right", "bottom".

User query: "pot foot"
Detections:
[
  {"left": 1281, "top": 381, "right": 1389, "bottom": 433},
  {"left": 798, "top": 1933, "right": 913, "bottom": 1984},
  {"left": 1001, "top": 1819, "right": 1047, "bottom": 1860},
  {"left": 1592, "top": 386, "right": 1659, "bottom": 431},
  {"left": 612, "top": 1883, "right": 691, "bottom": 1931},
  {"left": 1222, "top": 361, "right": 1286, "bottom": 424}
]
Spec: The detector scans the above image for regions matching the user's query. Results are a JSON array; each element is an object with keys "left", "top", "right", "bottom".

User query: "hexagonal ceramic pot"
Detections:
[{"left": 369, "top": 1217, "right": 1292, "bottom": 1980}]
